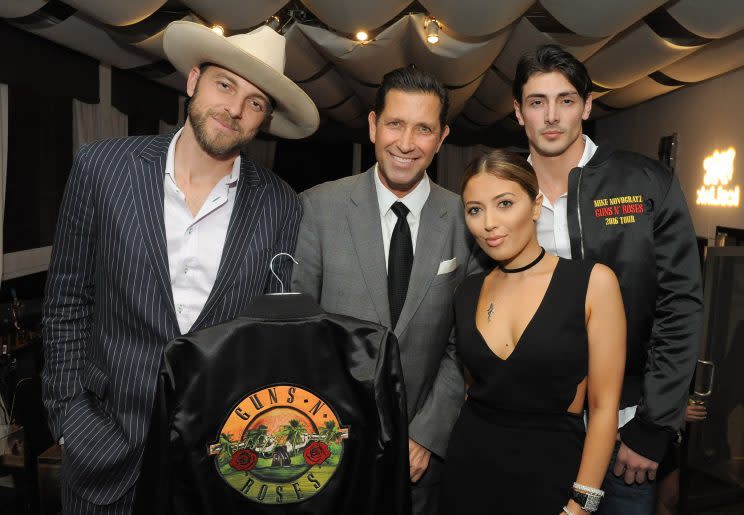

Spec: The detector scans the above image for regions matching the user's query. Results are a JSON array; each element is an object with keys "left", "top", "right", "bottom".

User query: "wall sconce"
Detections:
[{"left": 425, "top": 17, "right": 440, "bottom": 44}]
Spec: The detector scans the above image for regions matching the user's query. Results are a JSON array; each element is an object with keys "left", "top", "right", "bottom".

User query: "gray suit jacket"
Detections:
[
  {"left": 291, "top": 167, "right": 485, "bottom": 457},
  {"left": 42, "top": 133, "right": 301, "bottom": 506}
]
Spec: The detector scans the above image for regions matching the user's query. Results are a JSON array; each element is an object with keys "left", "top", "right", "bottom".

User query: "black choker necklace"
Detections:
[{"left": 499, "top": 247, "right": 546, "bottom": 273}]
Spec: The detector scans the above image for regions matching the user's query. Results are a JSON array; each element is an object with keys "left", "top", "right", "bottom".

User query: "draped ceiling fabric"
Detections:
[
  {"left": 420, "top": 0, "right": 532, "bottom": 38},
  {"left": 64, "top": 0, "right": 167, "bottom": 26},
  {"left": 180, "top": 0, "right": 288, "bottom": 31},
  {"left": 302, "top": 0, "right": 410, "bottom": 34},
  {"left": 19, "top": 15, "right": 156, "bottom": 70},
  {"left": 662, "top": 31, "right": 744, "bottom": 83},
  {"left": 666, "top": 0, "right": 744, "bottom": 40},
  {"left": 0, "top": 1, "right": 48, "bottom": 19},
  {"left": 584, "top": 23, "right": 697, "bottom": 90},
  {"left": 540, "top": 0, "right": 667, "bottom": 38},
  {"left": 3, "top": 1, "right": 744, "bottom": 141}
]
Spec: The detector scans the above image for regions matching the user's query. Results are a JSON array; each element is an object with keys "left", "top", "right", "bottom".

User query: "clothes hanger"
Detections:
[{"left": 268, "top": 252, "right": 300, "bottom": 295}]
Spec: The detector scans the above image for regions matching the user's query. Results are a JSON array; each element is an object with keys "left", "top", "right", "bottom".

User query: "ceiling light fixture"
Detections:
[
  {"left": 425, "top": 17, "right": 440, "bottom": 44},
  {"left": 265, "top": 15, "right": 280, "bottom": 31},
  {"left": 355, "top": 31, "right": 369, "bottom": 42},
  {"left": 211, "top": 24, "right": 224, "bottom": 36}
]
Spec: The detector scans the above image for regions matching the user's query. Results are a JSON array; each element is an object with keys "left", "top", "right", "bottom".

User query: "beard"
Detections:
[{"left": 187, "top": 95, "right": 256, "bottom": 159}]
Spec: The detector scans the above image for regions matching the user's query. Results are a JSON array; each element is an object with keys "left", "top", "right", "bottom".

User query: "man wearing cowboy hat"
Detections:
[{"left": 42, "top": 21, "right": 318, "bottom": 514}]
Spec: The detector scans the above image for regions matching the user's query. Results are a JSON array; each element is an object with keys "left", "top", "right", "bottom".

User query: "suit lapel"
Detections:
[
  {"left": 130, "top": 133, "right": 179, "bottom": 331},
  {"left": 192, "top": 156, "right": 266, "bottom": 330},
  {"left": 394, "top": 185, "right": 449, "bottom": 337},
  {"left": 348, "top": 168, "right": 391, "bottom": 328}
]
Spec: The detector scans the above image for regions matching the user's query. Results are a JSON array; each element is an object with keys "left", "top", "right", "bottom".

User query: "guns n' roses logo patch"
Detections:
[{"left": 208, "top": 385, "right": 349, "bottom": 504}]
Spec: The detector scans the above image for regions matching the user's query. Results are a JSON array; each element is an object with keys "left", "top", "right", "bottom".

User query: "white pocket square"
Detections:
[{"left": 437, "top": 257, "right": 457, "bottom": 275}]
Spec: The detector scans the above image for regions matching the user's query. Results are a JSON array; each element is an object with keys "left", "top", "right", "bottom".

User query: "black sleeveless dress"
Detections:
[{"left": 441, "top": 258, "right": 594, "bottom": 514}]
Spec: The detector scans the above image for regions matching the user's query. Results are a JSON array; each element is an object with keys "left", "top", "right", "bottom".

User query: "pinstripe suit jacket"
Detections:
[{"left": 42, "top": 132, "right": 301, "bottom": 506}]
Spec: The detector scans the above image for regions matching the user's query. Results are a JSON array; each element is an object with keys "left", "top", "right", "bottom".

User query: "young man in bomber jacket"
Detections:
[{"left": 512, "top": 44, "right": 703, "bottom": 514}]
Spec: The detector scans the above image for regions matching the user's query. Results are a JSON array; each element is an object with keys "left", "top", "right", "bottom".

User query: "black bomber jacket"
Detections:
[
  {"left": 139, "top": 293, "right": 411, "bottom": 514},
  {"left": 566, "top": 144, "right": 704, "bottom": 462}
]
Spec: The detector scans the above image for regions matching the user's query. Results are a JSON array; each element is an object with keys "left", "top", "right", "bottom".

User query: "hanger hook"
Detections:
[{"left": 269, "top": 252, "right": 298, "bottom": 293}]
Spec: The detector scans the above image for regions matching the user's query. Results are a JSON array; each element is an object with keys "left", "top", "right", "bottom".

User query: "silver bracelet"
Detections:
[
  {"left": 573, "top": 482, "right": 605, "bottom": 496},
  {"left": 572, "top": 482, "right": 605, "bottom": 512},
  {"left": 562, "top": 506, "right": 575, "bottom": 515}
]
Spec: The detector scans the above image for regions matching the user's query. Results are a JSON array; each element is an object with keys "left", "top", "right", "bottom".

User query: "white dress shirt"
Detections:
[
  {"left": 57, "top": 131, "right": 239, "bottom": 445},
  {"left": 164, "top": 128, "right": 240, "bottom": 334},
  {"left": 532, "top": 135, "right": 597, "bottom": 259},
  {"left": 530, "top": 135, "right": 637, "bottom": 428},
  {"left": 373, "top": 164, "right": 430, "bottom": 270}
]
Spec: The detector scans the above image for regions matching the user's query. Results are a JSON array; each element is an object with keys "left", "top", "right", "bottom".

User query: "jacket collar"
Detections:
[
  {"left": 131, "top": 129, "right": 269, "bottom": 333},
  {"left": 240, "top": 293, "right": 325, "bottom": 319},
  {"left": 583, "top": 142, "right": 616, "bottom": 169}
]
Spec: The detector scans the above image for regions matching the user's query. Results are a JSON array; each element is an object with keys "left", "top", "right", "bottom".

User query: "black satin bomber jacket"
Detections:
[
  {"left": 140, "top": 293, "right": 411, "bottom": 514},
  {"left": 566, "top": 144, "right": 704, "bottom": 462}
]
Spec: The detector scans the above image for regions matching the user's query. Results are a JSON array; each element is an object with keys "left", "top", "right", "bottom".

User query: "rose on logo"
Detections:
[
  {"left": 229, "top": 449, "right": 258, "bottom": 472},
  {"left": 304, "top": 441, "right": 331, "bottom": 466}
]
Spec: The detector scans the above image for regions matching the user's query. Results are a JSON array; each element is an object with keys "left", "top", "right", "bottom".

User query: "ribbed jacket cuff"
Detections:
[{"left": 619, "top": 417, "right": 674, "bottom": 463}]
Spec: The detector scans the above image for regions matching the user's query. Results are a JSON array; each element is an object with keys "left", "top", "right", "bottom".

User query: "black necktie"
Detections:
[{"left": 388, "top": 202, "right": 413, "bottom": 330}]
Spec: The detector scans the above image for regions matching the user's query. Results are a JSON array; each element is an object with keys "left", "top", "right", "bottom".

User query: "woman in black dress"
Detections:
[{"left": 441, "top": 150, "right": 626, "bottom": 515}]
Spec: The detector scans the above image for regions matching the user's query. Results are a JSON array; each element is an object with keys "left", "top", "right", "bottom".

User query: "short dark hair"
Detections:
[
  {"left": 374, "top": 66, "right": 449, "bottom": 128},
  {"left": 513, "top": 44, "right": 592, "bottom": 103},
  {"left": 462, "top": 149, "right": 538, "bottom": 201}
]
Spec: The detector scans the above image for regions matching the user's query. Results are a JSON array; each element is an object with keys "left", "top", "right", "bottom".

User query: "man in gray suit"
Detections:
[
  {"left": 292, "top": 67, "right": 484, "bottom": 514},
  {"left": 42, "top": 22, "right": 318, "bottom": 514}
]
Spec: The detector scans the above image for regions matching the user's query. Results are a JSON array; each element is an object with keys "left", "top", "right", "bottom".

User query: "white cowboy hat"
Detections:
[{"left": 163, "top": 21, "right": 319, "bottom": 139}]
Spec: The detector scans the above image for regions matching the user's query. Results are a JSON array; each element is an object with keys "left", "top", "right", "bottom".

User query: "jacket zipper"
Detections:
[{"left": 576, "top": 167, "right": 585, "bottom": 259}]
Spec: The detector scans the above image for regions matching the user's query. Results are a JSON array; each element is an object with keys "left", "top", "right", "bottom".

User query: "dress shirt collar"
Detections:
[
  {"left": 529, "top": 135, "right": 598, "bottom": 208},
  {"left": 527, "top": 134, "right": 598, "bottom": 168},
  {"left": 577, "top": 134, "right": 598, "bottom": 167},
  {"left": 373, "top": 163, "right": 430, "bottom": 220},
  {"left": 165, "top": 127, "right": 241, "bottom": 185}
]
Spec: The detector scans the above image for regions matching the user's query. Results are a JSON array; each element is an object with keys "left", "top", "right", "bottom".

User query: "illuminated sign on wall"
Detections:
[{"left": 696, "top": 147, "right": 739, "bottom": 207}]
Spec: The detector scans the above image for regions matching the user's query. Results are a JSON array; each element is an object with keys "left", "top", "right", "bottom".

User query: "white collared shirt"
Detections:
[
  {"left": 532, "top": 135, "right": 598, "bottom": 259},
  {"left": 373, "top": 164, "right": 430, "bottom": 270},
  {"left": 530, "top": 135, "right": 637, "bottom": 428},
  {"left": 164, "top": 128, "right": 240, "bottom": 334}
]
